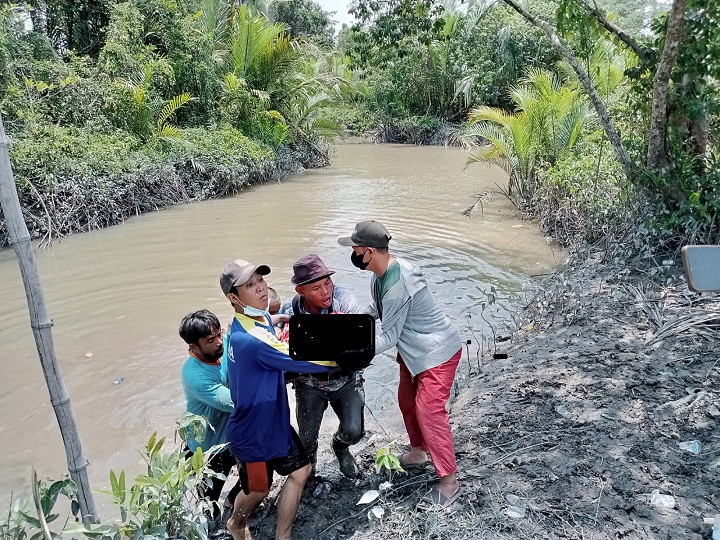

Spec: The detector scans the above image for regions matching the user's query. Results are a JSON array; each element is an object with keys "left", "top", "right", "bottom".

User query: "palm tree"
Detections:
[
  {"left": 200, "top": 2, "right": 351, "bottom": 143},
  {"left": 458, "top": 69, "right": 590, "bottom": 204},
  {"left": 120, "top": 59, "right": 193, "bottom": 144},
  {"left": 557, "top": 39, "right": 629, "bottom": 103}
]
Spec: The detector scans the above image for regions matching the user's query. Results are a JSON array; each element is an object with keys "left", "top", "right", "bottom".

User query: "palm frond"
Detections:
[
  {"left": 466, "top": 124, "right": 514, "bottom": 163},
  {"left": 157, "top": 93, "right": 193, "bottom": 128},
  {"left": 464, "top": 0, "right": 497, "bottom": 28},
  {"left": 250, "top": 88, "right": 270, "bottom": 105},
  {"left": 265, "top": 109, "right": 286, "bottom": 123},
  {"left": 555, "top": 101, "right": 589, "bottom": 152},
  {"left": 310, "top": 116, "right": 343, "bottom": 139},
  {"left": 497, "top": 25, "right": 518, "bottom": 80},
  {"left": 198, "top": 0, "right": 229, "bottom": 49},
  {"left": 450, "top": 124, "right": 490, "bottom": 149},
  {"left": 157, "top": 125, "right": 184, "bottom": 139},
  {"left": 468, "top": 106, "right": 512, "bottom": 126},
  {"left": 508, "top": 84, "right": 539, "bottom": 112},
  {"left": 454, "top": 75, "right": 475, "bottom": 110}
]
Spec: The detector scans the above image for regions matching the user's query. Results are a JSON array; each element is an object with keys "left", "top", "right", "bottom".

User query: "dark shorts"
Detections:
[{"left": 235, "top": 427, "right": 310, "bottom": 495}]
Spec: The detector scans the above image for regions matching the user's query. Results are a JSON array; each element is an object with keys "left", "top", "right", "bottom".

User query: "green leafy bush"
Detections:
[
  {"left": 1, "top": 428, "right": 228, "bottom": 540},
  {"left": 0, "top": 474, "right": 79, "bottom": 540},
  {"left": 0, "top": 0, "right": 344, "bottom": 246}
]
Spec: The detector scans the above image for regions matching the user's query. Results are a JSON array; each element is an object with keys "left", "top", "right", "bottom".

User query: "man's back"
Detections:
[{"left": 181, "top": 357, "right": 234, "bottom": 451}]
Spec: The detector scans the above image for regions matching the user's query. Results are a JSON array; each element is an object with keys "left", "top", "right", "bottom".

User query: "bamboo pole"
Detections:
[{"left": 0, "top": 114, "right": 98, "bottom": 523}]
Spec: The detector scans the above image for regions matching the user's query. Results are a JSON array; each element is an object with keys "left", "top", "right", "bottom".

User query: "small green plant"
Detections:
[
  {"left": 0, "top": 471, "right": 79, "bottom": 540},
  {"left": 66, "top": 432, "right": 226, "bottom": 540},
  {"left": 176, "top": 412, "right": 210, "bottom": 445},
  {"left": 375, "top": 442, "right": 405, "bottom": 481}
]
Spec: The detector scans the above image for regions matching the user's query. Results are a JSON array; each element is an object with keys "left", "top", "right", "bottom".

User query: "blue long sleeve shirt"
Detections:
[{"left": 225, "top": 313, "right": 332, "bottom": 462}]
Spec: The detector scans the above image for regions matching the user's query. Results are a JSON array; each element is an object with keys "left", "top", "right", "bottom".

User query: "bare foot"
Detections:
[
  {"left": 227, "top": 520, "right": 253, "bottom": 540},
  {"left": 437, "top": 475, "right": 460, "bottom": 499}
]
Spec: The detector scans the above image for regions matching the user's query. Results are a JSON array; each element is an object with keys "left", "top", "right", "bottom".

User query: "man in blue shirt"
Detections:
[
  {"left": 220, "top": 259, "right": 333, "bottom": 540},
  {"left": 180, "top": 310, "right": 241, "bottom": 523}
]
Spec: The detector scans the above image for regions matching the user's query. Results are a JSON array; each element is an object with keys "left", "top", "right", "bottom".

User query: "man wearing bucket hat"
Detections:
[
  {"left": 280, "top": 254, "right": 365, "bottom": 478},
  {"left": 219, "top": 259, "right": 333, "bottom": 540},
  {"left": 338, "top": 220, "right": 463, "bottom": 510}
]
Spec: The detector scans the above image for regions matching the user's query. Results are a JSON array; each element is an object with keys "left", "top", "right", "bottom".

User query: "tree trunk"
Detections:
[
  {"left": 0, "top": 115, "right": 98, "bottom": 523},
  {"left": 500, "top": 0, "right": 637, "bottom": 181},
  {"left": 646, "top": 0, "right": 687, "bottom": 171},
  {"left": 28, "top": 0, "right": 47, "bottom": 34},
  {"left": 690, "top": 114, "right": 708, "bottom": 158},
  {"left": 575, "top": 0, "right": 645, "bottom": 59}
]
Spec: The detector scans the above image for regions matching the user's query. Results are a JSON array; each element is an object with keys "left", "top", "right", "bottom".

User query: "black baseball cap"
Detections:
[{"left": 338, "top": 220, "right": 392, "bottom": 248}]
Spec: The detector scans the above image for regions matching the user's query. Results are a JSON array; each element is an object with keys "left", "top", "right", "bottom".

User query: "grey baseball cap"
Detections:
[
  {"left": 337, "top": 220, "right": 392, "bottom": 248},
  {"left": 220, "top": 259, "right": 271, "bottom": 295}
]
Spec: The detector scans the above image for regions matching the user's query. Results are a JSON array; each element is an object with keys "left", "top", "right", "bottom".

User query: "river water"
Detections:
[{"left": 0, "top": 143, "right": 558, "bottom": 511}]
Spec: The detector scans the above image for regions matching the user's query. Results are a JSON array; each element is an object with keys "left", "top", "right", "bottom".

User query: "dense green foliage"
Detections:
[
  {"left": 0, "top": 0, "right": 346, "bottom": 245},
  {"left": 344, "top": 0, "right": 718, "bottom": 249},
  {"left": 1, "top": 0, "right": 718, "bottom": 251},
  {"left": 274, "top": 0, "right": 336, "bottom": 46},
  {"left": 340, "top": 0, "right": 561, "bottom": 134}
]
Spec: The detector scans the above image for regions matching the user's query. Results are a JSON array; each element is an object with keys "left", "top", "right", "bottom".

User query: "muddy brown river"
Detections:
[{"left": 0, "top": 143, "right": 559, "bottom": 512}]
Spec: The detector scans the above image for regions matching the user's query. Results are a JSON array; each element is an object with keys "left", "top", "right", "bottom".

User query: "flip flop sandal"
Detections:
[
  {"left": 416, "top": 486, "right": 463, "bottom": 511},
  {"left": 398, "top": 453, "right": 431, "bottom": 471}
]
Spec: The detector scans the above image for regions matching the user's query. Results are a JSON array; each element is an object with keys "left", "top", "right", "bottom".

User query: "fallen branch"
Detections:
[{"left": 656, "top": 390, "right": 707, "bottom": 410}]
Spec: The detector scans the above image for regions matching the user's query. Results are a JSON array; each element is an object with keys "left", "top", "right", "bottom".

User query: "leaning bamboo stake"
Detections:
[{"left": 0, "top": 114, "right": 98, "bottom": 523}]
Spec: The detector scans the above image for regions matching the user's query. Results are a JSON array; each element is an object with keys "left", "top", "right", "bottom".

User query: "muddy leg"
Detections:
[
  {"left": 227, "top": 490, "right": 267, "bottom": 540},
  {"left": 275, "top": 464, "right": 312, "bottom": 540}
]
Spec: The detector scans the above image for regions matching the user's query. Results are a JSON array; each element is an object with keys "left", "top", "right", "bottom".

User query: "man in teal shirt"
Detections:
[{"left": 180, "top": 310, "right": 240, "bottom": 524}]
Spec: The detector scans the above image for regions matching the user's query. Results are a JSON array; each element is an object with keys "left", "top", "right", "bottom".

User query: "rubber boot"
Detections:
[{"left": 332, "top": 441, "right": 359, "bottom": 478}]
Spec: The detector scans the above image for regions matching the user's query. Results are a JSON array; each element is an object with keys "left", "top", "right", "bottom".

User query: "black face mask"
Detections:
[{"left": 350, "top": 249, "right": 370, "bottom": 270}]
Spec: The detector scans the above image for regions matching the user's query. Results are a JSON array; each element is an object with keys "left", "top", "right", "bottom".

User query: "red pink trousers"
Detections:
[{"left": 397, "top": 349, "right": 461, "bottom": 478}]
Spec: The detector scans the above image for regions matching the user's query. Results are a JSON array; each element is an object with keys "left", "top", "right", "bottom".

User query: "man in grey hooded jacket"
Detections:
[{"left": 338, "top": 220, "right": 462, "bottom": 509}]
